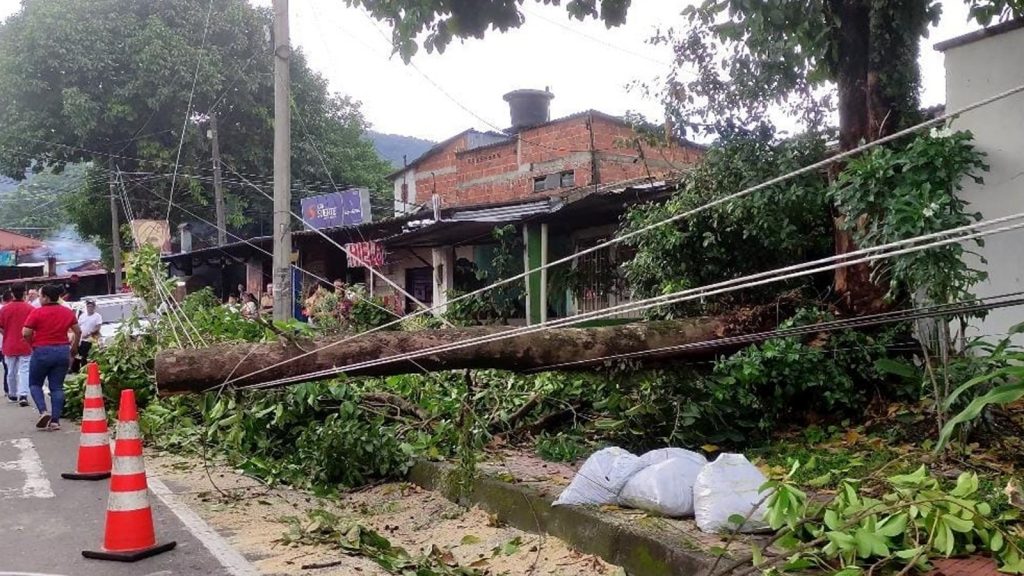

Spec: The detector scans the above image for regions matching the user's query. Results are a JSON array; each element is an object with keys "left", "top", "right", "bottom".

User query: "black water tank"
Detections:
[{"left": 503, "top": 89, "right": 554, "bottom": 132}]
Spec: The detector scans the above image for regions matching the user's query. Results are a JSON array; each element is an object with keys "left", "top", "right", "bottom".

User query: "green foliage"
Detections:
[
  {"left": 937, "top": 322, "right": 1024, "bottom": 451},
  {"left": 444, "top": 225, "right": 525, "bottom": 325},
  {"left": 347, "top": 285, "right": 395, "bottom": 332},
  {"left": 830, "top": 130, "right": 990, "bottom": 305},
  {"left": 279, "top": 508, "right": 481, "bottom": 575},
  {"left": 123, "top": 244, "right": 175, "bottom": 313},
  {"left": 0, "top": 0, "right": 391, "bottom": 242},
  {"left": 534, "top": 431, "right": 589, "bottom": 463},
  {"left": 762, "top": 465, "right": 1024, "bottom": 574},
  {"left": 345, "top": 0, "right": 629, "bottom": 61},
  {"left": 309, "top": 285, "right": 396, "bottom": 334},
  {"left": 620, "top": 127, "right": 833, "bottom": 313}
]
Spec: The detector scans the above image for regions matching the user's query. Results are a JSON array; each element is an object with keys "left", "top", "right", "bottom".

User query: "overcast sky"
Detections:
[{"left": 1, "top": 0, "right": 980, "bottom": 142}]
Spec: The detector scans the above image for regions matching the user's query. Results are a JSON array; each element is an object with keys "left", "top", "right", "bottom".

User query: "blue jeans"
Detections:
[{"left": 29, "top": 345, "right": 69, "bottom": 424}]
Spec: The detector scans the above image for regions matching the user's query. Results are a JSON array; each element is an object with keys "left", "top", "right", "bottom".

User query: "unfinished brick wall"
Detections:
[{"left": 394, "top": 112, "right": 703, "bottom": 210}]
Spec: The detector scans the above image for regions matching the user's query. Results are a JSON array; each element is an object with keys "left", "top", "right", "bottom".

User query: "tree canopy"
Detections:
[
  {"left": 0, "top": 0, "right": 391, "bottom": 261},
  {"left": 343, "top": 0, "right": 630, "bottom": 60}
]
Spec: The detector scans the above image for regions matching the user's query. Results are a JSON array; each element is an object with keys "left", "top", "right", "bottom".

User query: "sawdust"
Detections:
[{"left": 147, "top": 452, "right": 620, "bottom": 576}]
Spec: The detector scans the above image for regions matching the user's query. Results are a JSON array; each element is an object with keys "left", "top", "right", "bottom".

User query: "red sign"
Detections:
[{"left": 345, "top": 241, "right": 386, "bottom": 268}]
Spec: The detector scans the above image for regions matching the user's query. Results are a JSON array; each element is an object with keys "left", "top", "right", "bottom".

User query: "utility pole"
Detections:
[
  {"left": 108, "top": 165, "right": 122, "bottom": 292},
  {"left": 272, "top": 0, "right": 293, "bottom": 320},
  {"left": 210, "top": 113, "right": 227, "bottom": 246}
]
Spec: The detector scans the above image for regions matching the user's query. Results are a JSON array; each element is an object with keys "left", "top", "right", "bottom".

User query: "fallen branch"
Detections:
[{"left": 360, "top": 392, "right": 429, "bottom": 421}]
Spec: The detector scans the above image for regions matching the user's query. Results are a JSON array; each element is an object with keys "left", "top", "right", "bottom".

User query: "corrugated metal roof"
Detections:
[{"left": 447, "top": 199, "right": 558, "bottom": 223}]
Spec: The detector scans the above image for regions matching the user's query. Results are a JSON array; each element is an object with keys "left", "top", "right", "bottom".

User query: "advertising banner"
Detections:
[{"left": 300, "top": 188, "right": 372, "bottom": 230}]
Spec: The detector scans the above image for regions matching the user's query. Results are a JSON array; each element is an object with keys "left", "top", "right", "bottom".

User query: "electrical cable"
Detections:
[
  {"left": 525, "top": 292, "right": 1024, "bottom": 372},
  {"left": 166, "top": 0, "right": 217, "bottom": 221}
]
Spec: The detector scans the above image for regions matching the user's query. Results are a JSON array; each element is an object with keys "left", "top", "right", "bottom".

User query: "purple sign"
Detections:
[{"left": 300, "top": 189, "right": 372, "bottom": 229}]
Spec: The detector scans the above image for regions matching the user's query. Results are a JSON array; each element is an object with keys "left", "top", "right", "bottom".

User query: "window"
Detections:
[
  {"left": 560, "top": 170, "right": 575, "bottom": 188},
  {"left": 533, "top": 170, "right": 575, "bottom": 193}
]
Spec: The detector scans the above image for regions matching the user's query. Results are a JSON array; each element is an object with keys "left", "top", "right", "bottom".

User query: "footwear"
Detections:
[
  {"left": 18, "top": 396, "right": 29, "bottom": 407},
  {"left": 47, "top": 422, "right": 61, "bottom": 432},
  {"left": 6, "top": 396, "right": 16, "bottom": 403},
  {"left": 35, "top": 413, "right": 50, "bottom": 429}
]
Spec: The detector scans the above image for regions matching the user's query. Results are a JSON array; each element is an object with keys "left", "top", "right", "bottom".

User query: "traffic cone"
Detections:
[
  {"left": 62, "top": 363, "right": 112, "bottom": 480},
  {"left": 83, "top": 389, "right": 176, "bottom": 562}
]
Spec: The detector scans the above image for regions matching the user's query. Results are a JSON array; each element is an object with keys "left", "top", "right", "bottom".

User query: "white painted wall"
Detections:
[{"left": 943, "top": 27, "right": 1024, "bottom": 341}]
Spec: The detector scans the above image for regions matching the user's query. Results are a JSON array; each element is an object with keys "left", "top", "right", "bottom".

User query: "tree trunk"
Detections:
[
  {"left": 155, "top": 318, "right": 727, "bottom": 395},
  {"left": 831, "top": 0, "right": 890, "bottom": 315}
]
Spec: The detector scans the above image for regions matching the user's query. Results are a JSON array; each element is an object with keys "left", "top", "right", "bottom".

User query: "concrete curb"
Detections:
[{"left": 409, "top": 460, "right": 715, "bottom": 576}]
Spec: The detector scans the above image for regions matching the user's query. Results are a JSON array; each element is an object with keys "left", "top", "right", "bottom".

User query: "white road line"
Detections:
[
  {"left": 0, "top": 572, "right": 73, "bottom": 576},
  {"left": 0, "top": 438, "right": 55, "bottom": 499},
  {"left": 148, "top": 477, "right": 261, "bottom": 576}
]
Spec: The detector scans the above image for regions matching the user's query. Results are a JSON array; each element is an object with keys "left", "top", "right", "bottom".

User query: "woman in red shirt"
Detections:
[{"left": 22, "top": 284, "right": 80, "bottom": 431}]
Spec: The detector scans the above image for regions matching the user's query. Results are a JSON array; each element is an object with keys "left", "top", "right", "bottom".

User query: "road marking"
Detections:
[
  {"left": 0, "top": 438, "right": 55, "bottom": 499},
  {"left": 149, "top": 477, "right": 261, "bottom": 576},
  {"left": 0, "top": 572, "right": 72, "bottom": 576}
]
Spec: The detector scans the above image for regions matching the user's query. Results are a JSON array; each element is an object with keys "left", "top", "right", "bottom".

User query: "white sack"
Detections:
[
  {"left": 552, "top": 447, "right": 644, "bottom": 507},
  {"left": 693, "top": 453, "right": 771, "bottom": 533},
  {"left": 618, "top": 448, "right": 707, "bottom": 517}
]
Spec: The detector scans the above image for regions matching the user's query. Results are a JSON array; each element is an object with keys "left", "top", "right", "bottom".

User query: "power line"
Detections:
[
  {"left": 526, "top": 292, "right": 1024, "bottom": 372},
  {"left": 166, "top": 0, "right": 217, "bottom": 221}
]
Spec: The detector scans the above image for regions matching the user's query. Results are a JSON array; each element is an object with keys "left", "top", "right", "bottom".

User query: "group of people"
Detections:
[{"left": 0, "top": 283, "right": 103, "bottom": 431}]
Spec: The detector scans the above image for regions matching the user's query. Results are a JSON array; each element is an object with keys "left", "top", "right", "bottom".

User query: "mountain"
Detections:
[{"left": 366, "top": 131, "right": 436, "bottom": 169}]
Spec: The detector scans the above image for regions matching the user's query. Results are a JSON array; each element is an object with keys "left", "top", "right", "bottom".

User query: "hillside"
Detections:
[{"left": 367, "top": 131, "right": 435, "bottom": 169}]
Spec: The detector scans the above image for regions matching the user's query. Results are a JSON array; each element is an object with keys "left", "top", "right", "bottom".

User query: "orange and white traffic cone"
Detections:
[
  {"left": 62, "top": 363, "right": 112, "bottom": 480},
  {"left": 82, "top": 389, "right": 176, "bottom": 562}
]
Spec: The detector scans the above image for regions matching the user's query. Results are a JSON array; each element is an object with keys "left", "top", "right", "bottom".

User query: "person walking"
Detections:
[
  {"left": 0, "top": 285, "right": 34, "bottom": 406},
  {"left": 22, "top": 284, "right": 80, "bottom": 431}
]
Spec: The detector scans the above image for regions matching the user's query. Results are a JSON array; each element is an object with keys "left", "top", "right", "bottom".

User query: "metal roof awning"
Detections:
[{"left": 385, "top": 199, "right": 560, "bottom": 248}]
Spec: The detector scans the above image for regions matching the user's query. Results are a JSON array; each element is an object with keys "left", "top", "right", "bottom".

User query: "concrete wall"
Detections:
[{"left": 943, "top": 26, "right": 1024, "bottom": 340}]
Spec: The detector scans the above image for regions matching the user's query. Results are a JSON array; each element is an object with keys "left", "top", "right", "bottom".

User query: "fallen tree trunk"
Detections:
[{"left": 155, "top": 318, "right": 729, "bottom": 395}]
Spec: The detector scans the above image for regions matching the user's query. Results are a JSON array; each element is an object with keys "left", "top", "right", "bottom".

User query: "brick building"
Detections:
[{"left": 392, "top": 89, "right": 702, "bottom": 213}]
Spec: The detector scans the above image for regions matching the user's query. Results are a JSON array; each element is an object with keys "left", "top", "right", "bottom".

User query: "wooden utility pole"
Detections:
[
  {"left": 272, "top": 0, "right": 293, "bottom": 320},
  {"left": 108, "top": 165, "right": 122, "bottom": 292},
  {"left": 210, "top": 113, "right": 227, "bottom": 246}
]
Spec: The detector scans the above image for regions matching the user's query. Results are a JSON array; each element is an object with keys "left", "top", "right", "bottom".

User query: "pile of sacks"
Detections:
[{"left": 552, "top": 447, "right": 770, "bottom": 533}]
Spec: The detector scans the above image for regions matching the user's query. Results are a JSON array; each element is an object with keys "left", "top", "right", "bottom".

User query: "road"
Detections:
[{"left": 0, "top": 398, "right": 258, "bottom": 576}]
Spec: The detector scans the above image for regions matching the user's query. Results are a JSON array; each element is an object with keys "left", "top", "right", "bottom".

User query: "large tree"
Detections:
[{"left": 0, "top": 0, "right": 391, "bottom": 262}]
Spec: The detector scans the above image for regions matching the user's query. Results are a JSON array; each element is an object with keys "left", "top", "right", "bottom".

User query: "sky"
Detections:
[{"left": 0, "top": 0, "right": 981, "bottom": 142}]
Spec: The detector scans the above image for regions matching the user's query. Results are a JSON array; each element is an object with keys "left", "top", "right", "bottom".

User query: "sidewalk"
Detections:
[{"left": 0, "top": 399, "right": 257, "bottom": 575}]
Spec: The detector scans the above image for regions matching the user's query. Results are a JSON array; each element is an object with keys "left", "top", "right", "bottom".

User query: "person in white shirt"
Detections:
[
  {"left": 76, "top": 299, "right": 103, "bottom": 368},
  {"left": 27, "top": 288, "right": 41, "bottom": 308}
]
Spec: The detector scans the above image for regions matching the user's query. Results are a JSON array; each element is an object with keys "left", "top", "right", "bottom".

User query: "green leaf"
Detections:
[
  {"left": 460, "top": 534, "right": 481, "bottom": 546},
  {"left": 943, "top": 514, "right": 974, "bottom": 533},
  {"left": 874, "top": 358, "right": 918, "bottom": 379},
  {"left": 991, "top": 531, "right": 1005, "bottom": 552},
  {"left": 938, "top": 383, "right": 1024, "bottom": 451},
  {"left": 827, "top": 531, "right": 857, "bottom": 552},
  {"left": 824, "top": 508, "right": 841, "bottom": 531},
  {"left": 877, "top": 513, "right": 908, "bottom": 538},
  {"left": 951, "top": 473, "right": 980, "bottom": 498}
]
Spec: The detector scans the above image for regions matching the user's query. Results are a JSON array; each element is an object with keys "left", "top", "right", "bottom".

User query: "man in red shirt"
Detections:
[
  {"left": 23, "top": 284, "right": 80, "bottom": 431},
  {"left": 0, "top": 284, "right": 35, "bottom": 406}
]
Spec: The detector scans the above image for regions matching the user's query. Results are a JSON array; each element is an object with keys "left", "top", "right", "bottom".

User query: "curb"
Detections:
[{"left": 409, "top": 460, "right": 715, "bottom": 576}]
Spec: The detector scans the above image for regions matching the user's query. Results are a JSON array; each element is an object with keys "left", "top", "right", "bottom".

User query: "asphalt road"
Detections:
[{"left": 0, "top": 398, "right": 249, "bottom": 576}]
